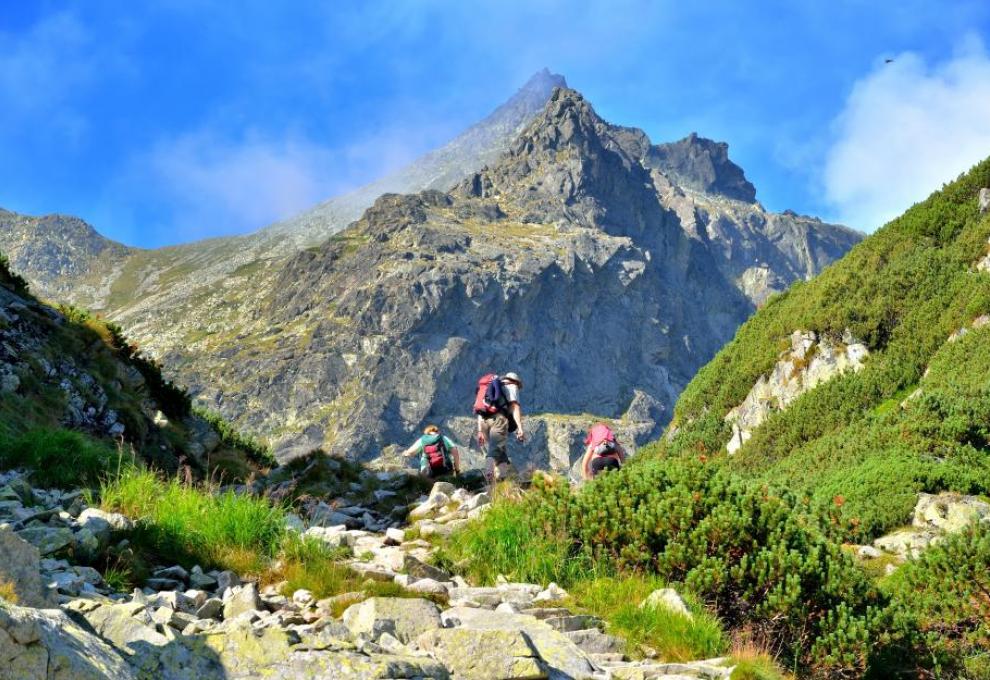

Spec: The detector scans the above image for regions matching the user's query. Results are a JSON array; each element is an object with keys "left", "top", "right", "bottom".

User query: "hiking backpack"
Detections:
[
  {"left": 586, "top": 423, "right": 618, "bottom": 456},
  {"left": 422, "top": 434, "right": 452, "bottom": 474},
  {"left": 473, "top": 373, "right": 507, "bottom": 416}
]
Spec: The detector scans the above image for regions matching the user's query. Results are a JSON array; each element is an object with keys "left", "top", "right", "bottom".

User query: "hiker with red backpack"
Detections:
[
  {"left": 580, "top": 423, "right": 626, "bottom": 480},
  {"left": 401, "top": 425, "right": 461, "bottom": 478},
  {"left": 473, "top": 372, "right": 525, "bottom": 483}
]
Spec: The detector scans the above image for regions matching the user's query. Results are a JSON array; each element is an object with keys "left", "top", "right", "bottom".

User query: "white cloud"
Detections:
[
  {"left": 137, "top": 117, "right": 453, "bottom": 241},
  {"left": 823, "top": 37, "right": 990, "bottom": 231}
]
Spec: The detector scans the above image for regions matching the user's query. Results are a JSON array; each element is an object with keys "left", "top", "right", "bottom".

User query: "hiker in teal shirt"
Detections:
[{"left": 400, "top": 425, "right": 461, "bottom": 478}]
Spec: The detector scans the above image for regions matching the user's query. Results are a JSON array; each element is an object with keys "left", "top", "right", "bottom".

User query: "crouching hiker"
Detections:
[
  {"left": 581, "top": 423, "right": 626, "bottom": 480},
  {"left": 401, "top": 425, "right": 461, "bottom": 478},
  {"left": 473, "top": 372, "right": 525, "bottom": 483}
]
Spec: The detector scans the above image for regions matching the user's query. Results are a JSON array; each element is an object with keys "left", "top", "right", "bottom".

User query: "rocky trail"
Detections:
[{"left": 0, "top": 468, "right": 735, "bottom": 680}]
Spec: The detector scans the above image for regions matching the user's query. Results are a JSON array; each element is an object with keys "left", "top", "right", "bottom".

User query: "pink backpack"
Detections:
[{"left": 585, "top": 423, "right": 617, "bottom": 455}]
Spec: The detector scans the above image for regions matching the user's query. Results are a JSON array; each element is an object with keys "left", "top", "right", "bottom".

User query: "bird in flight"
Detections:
[{"left": 885, "top": 58, "right": 894, "bottom": 64}]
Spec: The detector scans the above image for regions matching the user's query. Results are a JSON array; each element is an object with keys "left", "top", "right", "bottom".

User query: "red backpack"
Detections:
[
  {"left": 473, "top": 373, "right": 504, "bottom": 416},
  {"left": 422, "top": 434, "right": 452, "bottom": 474}
]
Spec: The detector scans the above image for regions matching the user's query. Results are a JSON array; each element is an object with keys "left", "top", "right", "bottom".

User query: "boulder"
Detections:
[
  {"left": 441, "top": 606, "right": 596, "bottom": 679},
  {"left": 0, "top": 525, "right": 55, "bottom": 607},
  {"left": 418, "top": 628, "right": 547, "bottom": 679},
  {"left": 639, "top": 588, "right": 692, "bottom": 619},
  {"left": 403, "top": 554, "right": 451, "bottom": 582},
  {"left": 980, "top": 187, "right": 990, "bottom": 213},
  {"left": 383, "top": 527, "right": 406, "bottom": 546},
  {"left": 77, "top": 508, "right": 133, "bottom": 533},
  {"left": 429, "top": 482, "right": 456, "bottom": 501},
  {"left": 204, "top": 621, "right": 450, "bottom": 680},
  {"left": 913, "top": 492, "right": 990, "bottom": 533},
  {"left": 16, "top": 527, "right": 75, "bottom": 556},
  {"left": 0, "top": 602, "right": 136, "bottom": 679},
  {"left": 873, "top": 528, "right": 940, "bottom": 559},
  {"left": 222, "top": 583, "right": 262, "bottom": 621},
  {"left": 342, "top": 597, "right": 442, "bottom": 644}
]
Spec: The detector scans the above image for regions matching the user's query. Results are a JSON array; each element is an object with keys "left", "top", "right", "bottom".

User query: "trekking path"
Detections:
[{"left": 0, "top": 468, "right": 738, "bottom": 679}]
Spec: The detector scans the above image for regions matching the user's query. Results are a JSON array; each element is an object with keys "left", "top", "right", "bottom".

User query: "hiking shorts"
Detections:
[{"left": 480, "top": 413, "right": 511, "bottom": 464}]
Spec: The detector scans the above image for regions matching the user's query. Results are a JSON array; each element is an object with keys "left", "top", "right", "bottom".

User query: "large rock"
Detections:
[
  {"left": 204, "top": 621, "right": 450, "bottom": 679},
  {"left": 980, "top": 187, "right": 990, "bottom": 213},
  {"left": 418, "top": 628, "right": 547, "bottom": 679},
  {"left": 342, "top": 597, "right": 442, "bottom": 644},
  {"left": 0, "top": 525, "right": 55, "bottom": 607},
  {"left": 0, "top": 602, "right": 136, "bottom": 679},
  {"left": 441, "top": 606, "right": 596, "bottom": 679},
  {"left": 639, "top": 588, "right": 692, "bottom": 619},
  {"left": 913, "top": 492, "right": 990, "bottom": 533},
  {"left": 222, "top": 583, "right": 262, "bottom": 621},
  {"left": 15, "top": 527, "right": 75, "bottom": 556},
  {"left": 725, "top": 329, "right": 868, "bottom": 453}
]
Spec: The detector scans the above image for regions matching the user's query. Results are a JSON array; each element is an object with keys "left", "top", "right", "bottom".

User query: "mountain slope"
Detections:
[
  {"left": 656, "top": 157, "right": 990, "bottom": 542},
  {"left": 0, "top": 252, "right": 262, "bottom": 482},
  {"left": 162, "top": 87, "right": 859, "bottom": 467},
  {"left": 0, "top": 70, "right": 570, "bottom": 363},
  {"left": 263, "top": 68, "right": 570, "bottom": 249},
  {"left": 0, "top": 81, "right": 861, "bottom": 471}
]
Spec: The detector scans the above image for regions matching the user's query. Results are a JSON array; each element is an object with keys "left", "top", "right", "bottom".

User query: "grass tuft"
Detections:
[
  {"left": 567, "top": 576, "right": 728, "bottom": 661},
  {"left": 98, "top": 468, "right": 285, "bottom": 574}
]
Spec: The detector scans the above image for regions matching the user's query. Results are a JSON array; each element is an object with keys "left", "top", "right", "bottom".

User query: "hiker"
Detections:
[
  {"left": 580, "top": 422, "right": 626, "bottom": 480},
  {"left": 401, "top": 425, "right": 461, "bottom": 478},
  {"left": 473, "top": 372, "right": 525, "bottom": 482}
]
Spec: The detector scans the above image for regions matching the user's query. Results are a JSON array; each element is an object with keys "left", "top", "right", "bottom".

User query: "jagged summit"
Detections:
[
  {"left": 647, "top": 132, "right": 757, "bottom": 203},
  {"left": 458, "top": 87, "right": 665, "bottom": 238}
]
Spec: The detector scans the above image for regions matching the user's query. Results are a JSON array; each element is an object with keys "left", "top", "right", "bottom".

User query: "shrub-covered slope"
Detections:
[
  {"left": 0, "top": 252, "right": 267, "bottom": 486},
  {"left": 650, "top": 157, "right": 990, "bottom": 543}
]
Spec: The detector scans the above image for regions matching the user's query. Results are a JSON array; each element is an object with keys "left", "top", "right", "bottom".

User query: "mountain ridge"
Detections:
[{"left": 0, "top": 80, "right": 861, "bottom": 471}]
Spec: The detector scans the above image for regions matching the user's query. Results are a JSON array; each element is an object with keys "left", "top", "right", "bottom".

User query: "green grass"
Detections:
[
  {"left": 437, "top": 483, "right": 592, "bottom": 586},
  {"left": 97, "top": 468, "right": 286, "bottom": 574},
  {"left": 0, "top": 428, "right": 128, "bottom": 489},
  {"left": 567, "top": 575, "right": 728, "bottom": 661}
]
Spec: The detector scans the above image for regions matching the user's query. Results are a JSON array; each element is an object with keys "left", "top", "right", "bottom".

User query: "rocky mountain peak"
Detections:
[
  {"left": 647, "top": 132, "right": 757, "bottom": 203},
  {"left": 458, "top": 87, "right": 663, "bottom": 237},
  {"left": 504, "top": 68, "right": 568, "bottom": 110}
]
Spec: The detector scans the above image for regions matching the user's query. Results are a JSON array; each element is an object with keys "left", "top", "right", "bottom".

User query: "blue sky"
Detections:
[{"left": 1, "top": 1, "right": 989, "bottom": 248}]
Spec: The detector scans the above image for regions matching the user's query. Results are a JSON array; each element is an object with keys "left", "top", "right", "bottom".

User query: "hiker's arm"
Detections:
[
  {"left": 617, "top": 443, "right": 627, "bottom": 462},
  {"left": 452, "top": 447, "right": 461, "bottom": 474},
  {"left": 400, "top": 442, "right": 419, "bottom": 458},
  {"left": 511, "top": 402, "right": 524, "bottom": 439},
  {"left": 581, "top": 446, "right": 593, "bottom": 480},
  {"left": 477, "top": 415, "right": 486, "bottom": 445}
]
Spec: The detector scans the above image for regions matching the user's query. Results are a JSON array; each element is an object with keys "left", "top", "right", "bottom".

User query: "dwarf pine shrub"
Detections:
[
  {"left": 450, "top": 459, "right": 889, "bottom": 676},
  {"left": 886, "top": 522, "right": 990, "bottom": 678}
]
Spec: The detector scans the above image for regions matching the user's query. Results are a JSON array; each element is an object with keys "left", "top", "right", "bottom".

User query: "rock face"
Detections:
[
  {"left": 726, "top": 329, "right": 869, "bottom": 454},
  {"left": 980, "top": 187, "right": 990, "bottom": 213},
  {"left": 871, "top": 492, "right": 990, "bottom": 560},
  {"left": 0, "top": 603, "right": 137, "bottom": 680},
  {"left": 0, "top": 82, "right": 861, "bottom": 470},
  {"left": 0, "top": 526, "right": 56, "bottom": 608}
]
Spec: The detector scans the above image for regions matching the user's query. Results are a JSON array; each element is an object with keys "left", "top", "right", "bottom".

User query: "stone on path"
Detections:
[
  {"left": 418, "top": 627, "right": 547, "bottom": 679},
  {"left": 342, "top": 597, "right": 442, "bottom": 644}
]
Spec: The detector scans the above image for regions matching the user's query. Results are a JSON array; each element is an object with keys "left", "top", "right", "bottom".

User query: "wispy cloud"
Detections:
[
  {"left": 128, "top": 114, "right": 455, "bottom": 242},
  {"left": 0, "top": 11, "right": 99, "bottom": 145},
  {"left": 823, "top": 37, "right": 990, "bottom": 231}
]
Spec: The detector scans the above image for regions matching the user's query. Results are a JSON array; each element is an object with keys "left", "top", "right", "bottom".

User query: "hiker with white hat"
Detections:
[{"left": 472, "top": 372, "right": 526, "bottom": 483}]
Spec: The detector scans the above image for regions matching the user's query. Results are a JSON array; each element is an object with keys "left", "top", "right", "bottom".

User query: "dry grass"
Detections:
[{"left": 0, "top": 580, "right": 18, "bottom": 604}]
